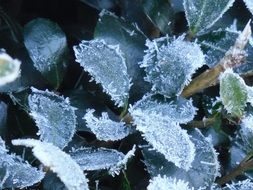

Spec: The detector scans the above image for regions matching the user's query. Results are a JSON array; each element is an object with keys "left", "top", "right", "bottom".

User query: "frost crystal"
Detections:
[
  {"left": 223, "top": 179, "right": 253, "bottom": 190},
  {"left": 147, "top": 175, "right": 194, "bottom": 190},
  {"left": 239, "top": 115, "right": 253, "bottom": 148},
  {"left": 12, "top": 139, "right": 89, "bottom": 190},
  {"left": 183, "top": 0, "right": 235, "bottom": 34},
  {"left": 28, "top": 87, "right": 77, "bottom": 149},
  {"left": 219, "top": 69, "right": 248, "bottom": 117},
  {"left": 129, "top": 94, "right": 197, "bottom": 124},
  {"left": 243, "top": 0, "right": 253, "bottom": 16},
  {"left": 141, "top": 36, "right": 205, "bottom": 97},
  {"left": 130, "top": 101, "right": 196, "bottom": 170},
  {"left": 0, "top": 137, "right": 44, "bottom": 189},
  {"left": 83, "top": 109, "right": 130, "bottom": 141},
  {"left": 73, "top": 39, "right": 131, "bottom": 107},
  {"left": 0, "top": 53, "right": 21, "bottom": 86}
]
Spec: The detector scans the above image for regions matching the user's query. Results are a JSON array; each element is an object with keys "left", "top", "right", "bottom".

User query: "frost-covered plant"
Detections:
[{"left": 1, "top": 0, "right": 253, "bottom": 189}]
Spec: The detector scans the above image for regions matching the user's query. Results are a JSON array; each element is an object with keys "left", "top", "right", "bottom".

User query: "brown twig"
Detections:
[{"left": 181, "top": 20, "right": 252, "bottom": 98}]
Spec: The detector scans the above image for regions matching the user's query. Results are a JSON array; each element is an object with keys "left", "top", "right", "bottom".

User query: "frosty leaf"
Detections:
[
  {"left": 220, "top": 69, "right": 248, "bottom": 118},
  {"left": 199, "top": 28, "right": 253, "bottom": 73},
  {"left": 147, "top": 175, "right": 194, "bottom": 190},
  {"left": 142, "top": 129, "right": 220, "bottom": 189},
  {"left": 70, "top": 145, "right": 136, "bottom": 176},
  {"left": 24, "top": 18, "right": 68, "bottom": 88},
  {"left": 0, "top": 53, "right": 21, "bottom": 86},
  {"left": 0, "top": 137, "right": 44, "bottom": 189},
  {"left": 28, "top": 87, "right": 77, "bottom": 149},
  {"left": 83, "top": 109, "right": 130, "bottom": 141},
  {"left": 0, "top": 101, "right": 7, "bottom": 137},
  {"left": 183, "top": 0, "right": 235, "bottom": 35},
  {"left": 141, "top": 36, "right": 205, "bottom": 97},
  {"left": 243, "top": 0, "right": 253, "bottom": 16},
  {"left": 129, "top": 94, "right": 197, "bottom": 124},
  {"left": 12, "top": 139, "right": 89, "bottom": 190},
  {"left": 239, "top": 115, "right": 253, "bottom": 150},
  {"left": 223, "top": 179, "right": 253, "bottom": 190},
  {"left": 73, "top": 39, "right": 131, "bottom": 107},
  {"left": 94, "top": 10, "right": 150, "bottom": 100},
  {"left": 130, "top": 102, "right": 195, "bottom": 170},
  {"left": 141, "top": 0, "right": 174, "bottom": 34}
]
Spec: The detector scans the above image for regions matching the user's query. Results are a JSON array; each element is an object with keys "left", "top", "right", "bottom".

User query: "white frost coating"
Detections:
[
  {"left": 243, "top": 0, "right": 253, "bottom": 16},
  {"left": 224, "top": 179, "right": 253, "bottom": 190},
  {"left": 28, "top": 87, "right": 77, "bottom": 149},
  {"left": 12, "top": 139, "right": 89, "bottom": 190},
  {"left": 83, "top": 109, "right": 130, "bottom": 141},
  {"left": 129, "top": 94, "right": 197, "bottom": 124},
  {"left": 141, "top": 36, "right": 205, "bottom": 97},
  {"left": 147, "top": 175, "right": 194, "bottom": 190},
  {"left": 0, "top": 137, "right": 44, "bottom": 189},
  {"left": 108, "top": 145, "right": 136, "bottom": 176},
  {"left": 0, "top": 53, "right": 21, "bottom": 86},
  {"left": 183, "top": 0, "right": 235, "bottom": 34},
  {"left": 70, "top": 147, "right": 125, "bottom": 171},
  {"left": 247, "top": 87, "right": 253, "bottom": 107},
  {"left": 240, "top": 115, "right": 253, "bottom": 147},
  {"left": 130, "top": 105, "right": 195, "bottom": 170},
  {"left": 73, "top": 39, "right": 131, "bottom": 107}
]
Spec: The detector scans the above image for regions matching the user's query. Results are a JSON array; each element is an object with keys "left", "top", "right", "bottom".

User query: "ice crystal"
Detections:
[
  {"left": 83, "top": 109, "right": 130, "bottom": 141},
  {"left": 0, "top": 137, "right": 44, "bottom": 189},
  {"left": 28, "top": 87, "right": 77, "bottom": 149},
  {"left": 141, "top": 36, "right": 205, "bottom": 97},
  {"left": 73, "top": 39, "right": 131, "bottom": 107},
  {"left": 0, "top": 53, "right": 21, "bottom": 86},
  {"left": 243, "top": 0, "right": 253, "bottom": 16},
  {"left": 12, "top": 139, "right": 89, "bottom": 190},
  {"left": 239, "top": 115, "right": 253, "bottom": 149},
  {"left": 223, "top": 179, "right": 253, "bottom": 190},
  {"left": 129, "top": 94, "right": 197, "bottom": 124},
  {"left": 147, "top": 175, "right": 194, "bottom": 190},
  {"left": 130, "top": 102, "right": 195, "bottom": 170},
  {"left": 183, "top": 0, "right": 235, "bottom": 34},
  {"left": 219, "top": 69, "right": 248, "bottom": 117}
]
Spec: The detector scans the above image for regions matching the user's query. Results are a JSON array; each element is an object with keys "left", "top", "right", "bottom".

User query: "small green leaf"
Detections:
[
  {"left": 220, "top": 69, "right": 248, "bottom": 118},
  {"left": 73, "top": 39, "right": 131, "bottom": 107},
  {"left": 141, "top": 0, "right": 174, "bottom": 34},
  {"left": 183, "top": 0, "right": 235, "bottom": 35},
  {"left": 24, "top": 18, "right": 69, "bottom": 88},
  {"left": 0, "top": 53, "right": 21, "bottom": 86},
  {"left": 28, "top": 87, "right": 77, "bottom": 149}
]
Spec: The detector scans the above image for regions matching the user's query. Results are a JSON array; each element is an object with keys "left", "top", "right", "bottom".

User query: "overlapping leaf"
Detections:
[
  {"left": 73, "top": 39, "right": 131, "bottom": 107},
  {"left": 12, "top": 139, "right": 89, "bottom": 190},
  {"left": 83, "top": 109, "right": 130, "bottom": 141},
  {"left": 183, "top": 0, "right": 235, "bottom": 35},
  {"left": 28, "top": 87, "right": 77, "bottom": 149},
  {"left": 141, "top": 36, "right": 205, "bottom": 97},
  {"left": 0, "top": 137, "right": 44, "bottom": 189}
]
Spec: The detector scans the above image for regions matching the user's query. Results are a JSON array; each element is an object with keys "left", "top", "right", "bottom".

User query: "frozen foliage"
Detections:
[
  {"left": 108, "top": 145, "right": 136, "bottom": 176},
  {"left": 223, "top": 179, "right": 253, "bottom": 190},
  {"left": 12, "top": 139, "right": 89, "bottom": 190},
  {"left": 71, "top": 145, "right": 136, "bottom": 176},
  {"left": 28, "top": 87, "right": 77, "bottom": 149},
  {"left": 73, "top": 39, "right": 131, "bottom": 107},
  {"left": 24, "top": 18, "right": 68, "bottom": 87},
  {"left": 129, "top": 94, "right": 197, "bottom": 124},
  {"left": 239, "top": 115, "right": 253, "bottom": 149},
  {"left": 147, "top": 175, "right": 194, "bottom": 190},
  {"left": 220, "top": 69, "right": 248, "bottom": 117},
  {"left": 142, "top": 129, "right": 220, "bottom": 189},
  {"left": 141, "top": 36, "right": 205, "bottom": 97},
  {"left": 0, "top": 137, "right": 44, "bottom": 189},
  {"left": 243, "top": 0, "right": 253, "bottom": 16},
  {"left": 83, "top": 109, "right": 130, "bottom": 141},
  {"left": 70, "top": 147, "right": 125, "bottom": 170},
  {"left": 183, "top": 0, "right": 235, "bottom": 35},
  {"left": 130, "top": 100, "right": 196, "bottom": 170},
  {"left": 0, "top": 53, "right": 21, "bottom": 86}
]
